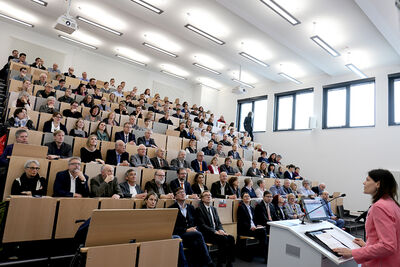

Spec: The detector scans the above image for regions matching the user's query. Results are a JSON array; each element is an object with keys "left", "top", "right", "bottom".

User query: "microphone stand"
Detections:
[{"left": 301, "top": 194, "right": 346, "bottom": 225}]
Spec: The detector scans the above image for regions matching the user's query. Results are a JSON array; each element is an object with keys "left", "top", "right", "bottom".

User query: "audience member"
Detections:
[
  {"left": 130, "top": 144, "right": 153, "bottom": 168},
  {"left": 80, "top": 94, "right": 94, "bottom": 108},
  {"left": 48, "top": 63, "right": 61, "bottom": 73},
  {"left": 312, "top": 183, "right": 326, "bottom": 196},
  {"left": 64, "top": 67, "right": 76, "bottom": 78},
  {"left": 170, "top": 150, "right": 191, "bottom": 172},
  {"left": 13, "top": 67, "right": 29, "bottom": 81},
  {"left": 19, "top": 80, "right": 32, "bottom": 92},
  {"left": 93, "top": 121, "right": 110, "bottom": 141},
  {"left": 269, "top": 178, "right": 286, "bottom": 197},
  {"left": 236, "top": 159, "right": 244, "bottom": 175},
  {"left": 114, "top": 102, "right": 128, "bottom": 115},
  {"left": 241, "top": 178, "right": 257, "bottom": 198},
  {"left": 158, "top": 113, "right": 173, "bottom": 125},
  {"left": 150, "top": 148, "right": 170, "bottom": 170},
  {"left": 267, "top": 164, "right": 277, "bottom": 178},
  {"left": 105, "top": 140, "right": 130, "bottom": 166},
  {"left": 228, "top": 144, "right": 241, "bottom": 159},
  {"left": 258, "top": 151, "right": 269, "bottom": 163},
  {"left": 272, "top": 194, "right": 287, "bottom": 220},
  {"left": 268, "top": 153, "right": 277, "bottom": 164},
  {"left": 210, "top": 172, "right": 236, "bottom": 199},
  {"left": 115, "top": 122, "right": 136, "bottom": 145},
  {"left": 119, "top": 169, "right": 146, "bottom": 199},
  {"left": 255, "top": 180, "right": 267, "bottom": 198},
  {"left": 80, "top": 72, "right": 89, "bottom": 82},
  {"left": 219, "top": 157, "right": 240, "bottom": 176},
  {"left": 321, "top": 191, "right": 345, "bottom": 228},
  {"left": 276, "top": 166, "right": 284, "bottom": 178},
  {"left": 6, "top": 108, "right": 35, "bottom": 130},
  {"left": 220, "top": 134, "right": 232, "bottom": 146},
  {"left": 254, "top": 191, "right": 278, "bottom": 232},
  {"left": 39, "top": 96, "right": 59, "bottom": 114},
  {"left": 13, "top": 91, "right": 31, "bottom": 110},
  {"left": 202, "top": 140, "right": 216, "bottom": 156},
  {"left": 137, "top": 129, "right": 157, "bottom": 148},
  {"left": 144, "top": 170, "right": 173, "bottom": 199},
  {"left": 208, "top": 156, "right": 220, "bottom": 174},
  {"left": 69, "top": 118, "right": 88, "bottom": 138},
  {"left": 186, "top": 127, "right": 197, "bottom": 140},
  {"left": 228, "top": 176, "right": 241, "bottom": 198},
  {"left": 11, "top": 52, "right": 27, "bottom": 65},
  {"left": 237, "top": 191, "right": 269, "bottom": 262},
  {"left": 43, "top": 112, "right": 67, "bottom": 133},
  {"left": 11, "top": 160, "right": 47, "bottom": 196},
  {"left": 169, "top": 168, "right": 198, "bottom": 199},
  {"left": 285, "top": 193, "right": 304, "bottom": 219},
  {"left": 191, "top": 173, "right": 208, "bottom": 196},
  {"left": 0, "top": 129, "right": 28, "bottom": 167},
  {"left": 98, "top": 97, "right": 111, "bottom": 111},
  {"left": 191, "top": 151, "right": 208, "bottom": 173},
  {"left": 90, "top": 165, "right": 122, "bottom": 199},
  {"left": 30, "top": 57, "right": 45, "bottom": 70},
  {"left": 185, "top": 139, "right": 197, "bottom": 154},
  {"left": 284, "top": 164, "right": 296, "bottom": 179},
  {"left": 45, "top": 130, "right": 72, "bottom": 159},
  {"left": 58, "top": 88, "right": 74, "bottom": 103},
  {"left": 63, "top": 101, "right": 83, "bottom": 119},
  {"left": 80, "top": 135, "right": 103, "bottom": 164},
  {"left": 290, "top": 182, "right": 299, "bottom": 197},
  {"left": 33, "top": 73, "right": 48, "bottom": 86},
  {"left": 73, "top": 83, "right": 87, "bottom": 96},
  {"left": 246, "top": 160, "right": 261, "bottom": 177},
  {"left": 127, "top": 115, "right": 140, "bottom": 131},
  {"left": 259, "top": 162, "right": 268, "bottom": 177},
  {"left": 282, "top": 179, "right": 294, "bottom": 195},
  {"left": 195, "top": 191, "right": 235, "bottom": 267},
  {"left": 148, "top": 100, "right": 160, "bottom": 113},
  {"left": 297, "top": 180, "right": 317, "bottom": 198},
  {"left": 54, "top": 79, "right": 67, "bottom": 91},
  {"left": 172, "top": 108, "right": 183, "bottom": 119},
  {"left": 175, "top": 122, "right": 188, "bottom": 138},
  {"left": 53, "top": 157, "right": 89, "bottom": 197}
]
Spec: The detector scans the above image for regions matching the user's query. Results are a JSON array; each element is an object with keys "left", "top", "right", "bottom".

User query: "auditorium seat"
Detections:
[
  {"left": 7, "top": 128, "right": 43, "bottom": 145},
  {"left": 166, "top": 135, "right": 181, "bottom": 151}
]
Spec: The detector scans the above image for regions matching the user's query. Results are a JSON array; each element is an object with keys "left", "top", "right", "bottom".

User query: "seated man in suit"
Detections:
[
  {"left": 169, "top": 168, "right": 198, "bottom": 199},
  {"left": 238, "top": 192, "right": 269, "bottom": 262},
  {"left": 90, "top": 164, "right": 123, "bottom": 199},
  {"left": 137, "top": 129, "right": 157, "bottom": 148},
  {"left": 105, "top": 140, "right": 130, "bottom": 166},
  {"left": 170, "top": 150, "right": 192, "bottom": 172},
  {"left": 312, "top": 183, "right": 326, "bottom": 196},
  {"left": 220, "top": 134, "right": 232, "bottom": 146},
  {"left": 255, "top": 190, "right": 278, "bottom": 231},
  {"left": 269, "top": 178, "right": 287, "bottom": 197},
  {"left": 219, "top": 157, "right": 241, "bottom": 176},
  {"left": 53, "top": 157, "right": 89, "bottom": 197},
  {"left": 45, "top": 130, "right": 72, "bottom": 160},
  {"left": 284, "top": 164, "right": 296, "bottom": 179},
  {"left": 158, "top": 112, "right": 173, "bottom": 125},
  {"left": 202, "top": 140, "right": 216, "bottom": 156},
  {"left": 150, "top": 148, "right": 170, "bottom": 170},
  {"left": 321, "top": 191, "right": 345, "bottom": 228},
  {"left": 119, "top": 169, "right": 147, "bottom": 199},
  {"left": 0, "top": 129, "right": 28, "bottom": 167},
  {"left": 144, "top": 169, "right": 173, "bottom": 199},
  {"left": 36, "top": 84, "right": 56, "bottom": 98},
  {"left": 210, "top": 172, "right": 236, "bottom": 199},
  {"left": 190, "top": 151, "right": 208, "bottom": 173},
  {"left": 227, "top": 144, "right": 241, "bottom": 159},
  {"left": 115, "top": 122, "right": 136, "bottom": 145},
  {"left": 130, "top": 144, "right": 153, "bottom": 168},
  {"left": 195, "top": 190, "right": 235, "bottom": 267},
  {"left": 169, "top": 187, "right": 214, "bottom": 267}
]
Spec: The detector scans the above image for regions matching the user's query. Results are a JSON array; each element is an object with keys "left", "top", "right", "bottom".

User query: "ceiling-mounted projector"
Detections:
[
  {"left": 232, "top": 85, "right": 247, "bottom": 95},
  {"left": 54, "top": 0, "right": 77, "bottom": 34}
]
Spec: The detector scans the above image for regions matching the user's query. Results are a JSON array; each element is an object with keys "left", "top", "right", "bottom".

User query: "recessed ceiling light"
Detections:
[
  {"left": 116, "top": 54, "right": 146, "bottom": 66},
  {"left": 161, "top": 70, "right": 187, "bottom": 80},
  {"left": 278, "top": 72, "right": 302, "bottom": 84},
  {"left": 58, "top": 35, "right": 97, "bottom": 50},
  {"left": 31, "top": 0, "right": 47, "bottom": 6},
  {"left": 131, "top": 0, "right": 163, "bottom": 14},
  {"left": 239, "top": 52, "right": 269, "bottom": 67},
  {"left": 76, "top": 16, "right": 122, "bottom": 36},
  {"left": 232, "top": 78, "right": 255, "bottom": 88},
  {"left": 0, "top": 13, "right": 34, "bottom": 27},
  {"left": 259, "top": 0, "right": 300, "bottom": 25},
  {"left": 310, "top": 35, "right": 340, "bottom": 57},
  {"left": 184, "top": 24, "right": 225, "bottom": 45},
  {"left": 345, "top": 64, "right": 367, "bottom": 79},
  {"left": 143, "top": 42, "right": 178, "bottom": 58},
  {"left": 193, "top": 63, "right": 221, "bottom": 75}
]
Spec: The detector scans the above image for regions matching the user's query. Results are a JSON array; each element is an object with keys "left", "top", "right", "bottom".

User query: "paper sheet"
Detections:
[
  {"left": 315, "top": 232, "right": 347, "bottom": 249},
  {"left": 325, "top": 229, "right": 361, "bottom": 249}
]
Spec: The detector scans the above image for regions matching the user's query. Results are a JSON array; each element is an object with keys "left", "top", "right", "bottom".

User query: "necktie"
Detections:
[
  {"left": 208, "top": 207, "right": 216, "bottom": 229},
  {"left": 125, "top": 134, "right": 128, "bottom": 143},
  {"left": 117, "top": 154, "right": 121, "bottom": 164},
  {"left": 267, "top": 203, "right": 272, "bottom": 221},
  {"left": 180, "top": 181, "right": 184, "bottom": 189},
  {"left": 199, "top": 162, "right": 202, "bottom": 171},
  {"left": 160, "top": 159, "right": 164, "bottom": 167}
]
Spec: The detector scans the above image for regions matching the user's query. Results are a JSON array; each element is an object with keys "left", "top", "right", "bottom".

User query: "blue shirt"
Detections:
[{"left": 269, "top": 185, "right": 286, "bottom": 196}]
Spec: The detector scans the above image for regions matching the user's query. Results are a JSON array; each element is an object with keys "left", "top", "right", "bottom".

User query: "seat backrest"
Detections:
[
  {"left": 7, "top": 128, "right": 43, "bottom": 146},
  {"left": 166, "top": 129, "right": 180, "bottom": 137},
  {"left": 166, "top": 135, "right": 181, "bottom": 151},
  {"left": 166, "top": 150, "right": 179, "bottom": 164},
  {"left": 100, "top": 141, "right": 116, "bottom": 160},
  {"left": 206, "top": 173, "right": 220, "bottom": 189},
  {"left": 152, "top": 133, "right": 166, "bottom": 149},
  {"left": 111, "top": 126, "right": 124, "bottom": 142},
  {"left": 147, "top": 147, "right": 156, "bottom": 158},
  {"left": 141, "top": 168, "right": 157, "bottom": 191},
  {"left": 152, "top": 122, "right": 167, "bottom": 134},
  {"left": 115, "top": 166, "right": 141, "bottom": 185},
  {"left": 11, "top": 143, "right": 48, "bottom": 159}
]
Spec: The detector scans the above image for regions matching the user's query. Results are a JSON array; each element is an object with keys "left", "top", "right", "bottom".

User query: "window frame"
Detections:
[
  {"left": 388, "top": 72, "right": 400, "bottom": 126},
  {"left": 236, "top": 95, "right": 268, "bottom": 133},
  {"left": 322, "top": 78, "right": 376, "bottom": 129},
  {"left": 273, "top": 88, "right": 314, "bottom": 132}
]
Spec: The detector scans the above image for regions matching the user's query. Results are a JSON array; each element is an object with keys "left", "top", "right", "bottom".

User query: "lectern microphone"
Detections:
[{"left": 301, "top": 194, "right": 346, "bottom": 225}]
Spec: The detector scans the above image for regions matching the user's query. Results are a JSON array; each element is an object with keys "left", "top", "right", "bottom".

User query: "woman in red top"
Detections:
[{"left": 333, "top": 169, "right": 400, "bottom": 267}]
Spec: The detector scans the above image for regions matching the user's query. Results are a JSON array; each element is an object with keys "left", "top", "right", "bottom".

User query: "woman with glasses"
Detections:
[
  {"left": 11, "top": 159, "right": 47, "bottom": 196},
  {"left": 284, "top": 193, "right": 304, "bottom": 219},
  {"left": 43, "top": 112, "right": 67, "bottom": 133}
]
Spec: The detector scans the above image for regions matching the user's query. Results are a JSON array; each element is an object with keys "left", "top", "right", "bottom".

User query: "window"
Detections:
[
  {"left": 237, "top": 96, "right": 268, "bottom": 132},
  {"left": 323, "top": 78, "right": 375, "bottom": 129},
  {"left": 389, "top": 73, "right": 400, "bottom": 125},
  {"left": 274, "top": 89, "right": 314, "bottom": 131}
]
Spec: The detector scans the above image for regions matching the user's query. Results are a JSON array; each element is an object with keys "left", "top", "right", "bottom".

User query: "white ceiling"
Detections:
[{"left": 1, "top": 0, "right": 399, "bottom": 90}]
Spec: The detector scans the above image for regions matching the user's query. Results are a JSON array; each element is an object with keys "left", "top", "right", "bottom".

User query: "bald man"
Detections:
[{"left": 90, "top": 164, "right": 123, "bottom": 199}]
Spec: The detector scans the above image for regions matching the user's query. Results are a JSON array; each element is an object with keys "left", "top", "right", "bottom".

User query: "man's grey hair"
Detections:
[
  {"left": 101, "top": 164, "right": 114, "bottom": 172},
  {"left": 47, "top": 96, "right": 55, "bottom": 102},
  {"left": 15, "top": 129, "right": 28, "bottom": 138},
  {"left": 24, "top": 159, "right": 39, "bottom": 169},
  {"left": 68, "top": 157, "right": 81, "bottom": 164},
  {"left": 302, "top": 179, "right": 311, "bottom": 186}
]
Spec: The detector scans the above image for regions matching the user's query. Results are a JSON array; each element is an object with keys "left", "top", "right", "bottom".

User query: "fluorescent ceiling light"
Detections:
[
  {"left": 345, "top": 64, "right": 367, "bottom": 79},
  {"left": 116, "top": 54, "right": 146, "bottom": 66},
  {"left": 131, "top": 0, "right": 163, "bottom": 14},
  {"left": 184, "top": 24, "right": 225, "bottom": 45},
  {"left": 76, "top": 16, "right": 122, "bottom": 36},
  {"left": 143, "top": 42, "right": 178, "bottom": 58},
  {"left": 310, "top": 35, "right": 340, "bottom": 57},
  {"left": 193, "top": 63, "right": 221, "bottom": 75},
  {"left": 58, "top": 35, "right": 97, "bottom": 50},
  {"left": 259, "top": 0, "right": 300, "bottom": 25},
  {"left": 239, "top": 52, "right": 269, "bottom": 67},
  {"left": 278, "top": 72, "right": 302, "bottom": 84},
  {"left": 31, "top": 0, "right": 47, "bottom": 6},
  {"left": 232, "top": 78, "right": 255, "bottom": 88},
  {"left": 199, "top": 83, "right": 221, "bottom": 91},
  {"left": 161, "top": 70, "right": 187, "bottom": 80},
  {"left": 0, "top": 13, "right": 34, "bottom": 27}
]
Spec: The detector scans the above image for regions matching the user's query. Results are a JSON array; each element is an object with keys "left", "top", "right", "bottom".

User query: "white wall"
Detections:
[
  {"left": 207, "top": 64, "right": 400, "bottom": 212},
  {"left": 0, "top": 21, "right": 195, "bottom": 103}
]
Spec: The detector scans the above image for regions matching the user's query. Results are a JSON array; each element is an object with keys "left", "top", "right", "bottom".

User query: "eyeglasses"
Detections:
[
  {"left": 55, "top": 116, "right": 63, "bottom": 119},
  {"left": 27, "top": 167, "right": 40, "bottom": 170},
  {"left": 69, "top": 162, "right": 80, "bottom": 165}
]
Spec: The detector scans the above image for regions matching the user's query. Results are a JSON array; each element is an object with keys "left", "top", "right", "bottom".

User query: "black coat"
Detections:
[
  {"left": 53, "top": 170, "right": 89, "bottom": 197},
  {"left": 150, "top": 157, "right": 170, "bottom": 170},
  {"left": 169, "top": 202, "right": 197, "bottom": 236},
  {"left": 254, "top": 201, "right": 278, "bottom": 227},
  {"left": 210, "top": 181, "right": 234, "bottom": 199},
  {"left": 137, "top": 137, "right": 156, "bottom": 147},
  {"left": 237, "top": 203, "right": 255, "bottom": 234},
  {"left": 195, "top": 202, "right": 223, "bottom": 238},
  {"left": 105, "top": 149, "right": 129, "bottom": 165}
]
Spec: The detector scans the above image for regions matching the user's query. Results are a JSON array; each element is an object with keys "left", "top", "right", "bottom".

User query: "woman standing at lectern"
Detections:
[{"left": 333, "top": 169, "right": 400, "bottom": 267}]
